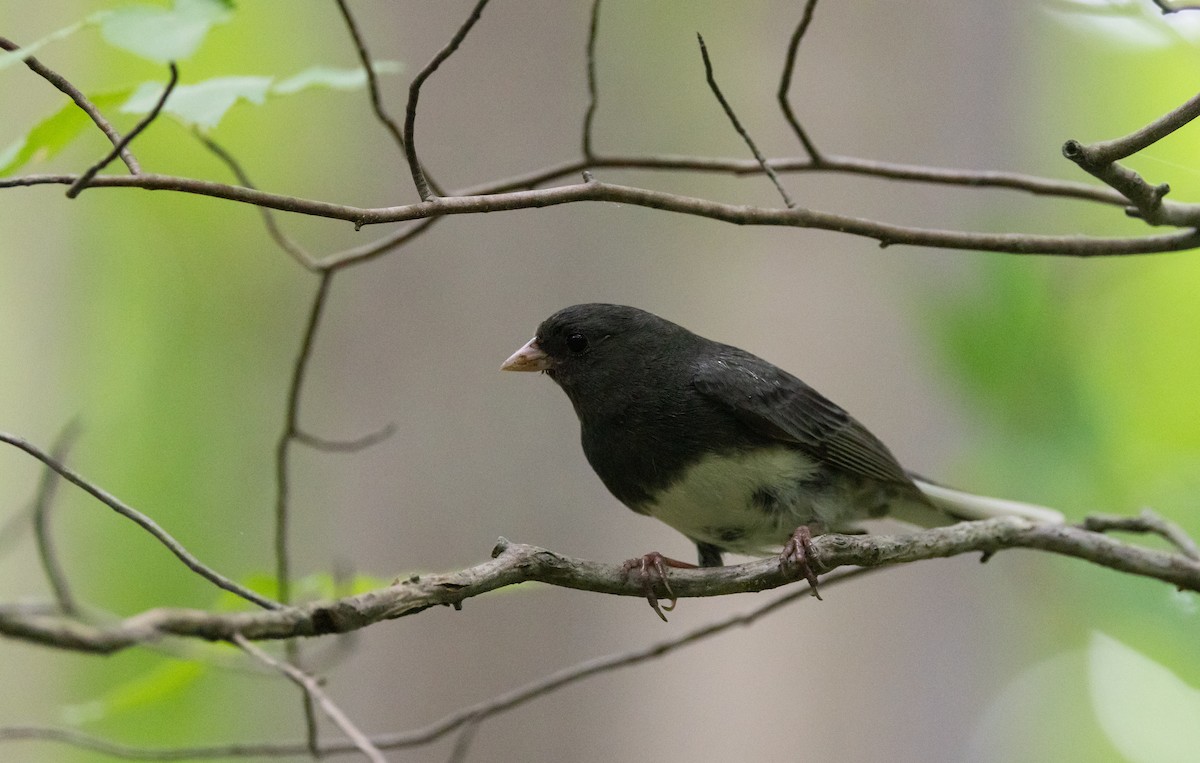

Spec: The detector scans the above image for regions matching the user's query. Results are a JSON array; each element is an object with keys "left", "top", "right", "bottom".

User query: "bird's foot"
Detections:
[
  {"left": 780, "top": 526, "right": 823, "bottom": 600},
  {"left": 620, "top": 552, "right": 697, "bottom": 622}
]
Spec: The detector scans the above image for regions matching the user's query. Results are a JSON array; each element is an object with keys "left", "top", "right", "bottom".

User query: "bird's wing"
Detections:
[{"left": 691, "top": 349, "right": 912, "bottom": 485}]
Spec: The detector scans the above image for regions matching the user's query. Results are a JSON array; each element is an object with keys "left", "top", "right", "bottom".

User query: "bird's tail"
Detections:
[{"left": 909, "top": 476, "right": 1065, "bottom": 525}]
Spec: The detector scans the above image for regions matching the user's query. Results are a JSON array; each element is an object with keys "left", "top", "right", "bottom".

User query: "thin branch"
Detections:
[
  {"left": 10, "top": 170, "right": 1184, "bottom": 255},
  {"left": 1082, "top": 508, "right": 1200, "bottom": 560},
  {"left": 776, "top": 0, "right": 822, "bottom": 162},
  {"left": 293, "top": 424, "right": 396, "bottom": 453},
  {"left": 0, "top": 35, "right": 139, "bottom": 173},
  {"left": 334, "top": 0, "right": 408, "bottom": 157},
  {"left": 1076, "top": 89, "right": 1200, "bottom": 164},
  {"left": 318, "top": 217, "right": 440, "bottom": 270},
  {"left": 192, "top": 130, "right": 316, "bottom": 270},
  {"left": 582, "top": 0, "right": 602, "bottom": 160},
  {"left": 697, "top": 33, "right": 795, "bottom": 208},
  {"left": 333, "top": 0, "right": 445, "bottom": 199},
  {"left": 275, "top": 271, "right": 335, "bottom": 607},
  {"left": 232, "top": 634, "right": 387, "bottom": 763},
  {"left": 404, "top": 0, "right": 490, "bottom": 200},
  {"left": 445, "top": 719, "right": 480, "bottom": 763},
  {"left": 1151, "top": 0, "right": 1200, "bottom": 12},
  {"left": 65, "top": 63, "right": 178, "bottom": 198},
  {"left": 31, "top": 420, "right": 82, "bottom": 616},
  {"left": 0, "top": 432, "right": 280, "bottom": 611}
]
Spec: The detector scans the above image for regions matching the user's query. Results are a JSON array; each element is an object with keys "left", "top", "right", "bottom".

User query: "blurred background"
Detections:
[{"left": 2, "top": 1, "right": 1199, "bottom": 761}]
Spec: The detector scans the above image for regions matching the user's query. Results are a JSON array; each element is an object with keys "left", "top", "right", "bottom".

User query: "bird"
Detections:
[{"left": 501, "top": 303, "right": 1063, "bottom": 618}]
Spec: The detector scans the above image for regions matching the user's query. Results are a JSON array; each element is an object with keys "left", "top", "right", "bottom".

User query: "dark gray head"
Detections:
[{"left": 501, "top": 303, "right": 701, "bottom": 411}]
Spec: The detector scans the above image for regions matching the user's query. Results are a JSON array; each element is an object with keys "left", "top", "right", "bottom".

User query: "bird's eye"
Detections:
[{"left": 566, "top": 333, "right": 589, "bottom": 353}]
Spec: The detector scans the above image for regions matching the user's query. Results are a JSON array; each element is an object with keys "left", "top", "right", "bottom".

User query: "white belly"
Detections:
[{"left": 642, "top": 447, "right": 828, "bottom": 555}]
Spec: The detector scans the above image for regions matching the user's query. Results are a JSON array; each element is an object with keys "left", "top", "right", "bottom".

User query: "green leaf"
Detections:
[
  {"left": 119, "top": 62, "right": 403, "bottom": 130},
  {"left": 1089, "top": 632, "right": 1200, "bottom": 763},
  {"left": 271, "top": 61, "right": 402, "bottom": 95},
  {"left": 99, "top": 0, "right": 233, "bottom": 63},
  {"left": 0, "top": 90, "right": 132, "bottom": 176},
  {"left": 121, "top": 75, "right": 272, "bottom": 129},
  {"left": 61, "top": 659, "right": 207, "bottom": 724}
]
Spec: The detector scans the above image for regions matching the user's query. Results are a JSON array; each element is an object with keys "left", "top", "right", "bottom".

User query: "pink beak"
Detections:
[{"left": 501, "top": 337, "right": 551, "bottom": 372}]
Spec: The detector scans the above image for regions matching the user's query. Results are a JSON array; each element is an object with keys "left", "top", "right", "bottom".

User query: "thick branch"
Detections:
[{"left": 2, "top": 517, "right": 1197, "bottom": 655}]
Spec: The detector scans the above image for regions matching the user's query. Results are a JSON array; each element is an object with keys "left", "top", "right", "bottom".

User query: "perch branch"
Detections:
[
  {"left": 0, "top": 568, "right": 870, "bottom": 760},
  {"left": 2, "top": 516, "right": 1198, "bottom": 656}
]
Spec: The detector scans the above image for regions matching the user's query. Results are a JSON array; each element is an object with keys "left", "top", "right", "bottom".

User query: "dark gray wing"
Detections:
[{"left": 692, "top": 348, "right": 912, "bottom": 485}]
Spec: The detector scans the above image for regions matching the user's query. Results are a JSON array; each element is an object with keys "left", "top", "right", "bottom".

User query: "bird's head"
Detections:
[{"left": 501, "top": 303, "right": 696, "bottom": 408}]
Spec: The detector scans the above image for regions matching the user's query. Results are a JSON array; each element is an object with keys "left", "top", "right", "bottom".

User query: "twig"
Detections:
[
  {"left": 192, "top": 130, "right": 316, "bottom": 269},
  {"left": 31, "top": 420, "right": 82, "bottom": 616},
  {"left": 1082, "top": 508, "right": 1200, "bottom": 561},
  {"left": 0, "top": 432, "right": 279, "bottom": 611},
  {"left": 334, "top": 0, "right": 444, "bottom": 198},
  {"left": 66, "top": 63, "right": 178, "bottom": 198},
  {"left": 275, "top": 271, "right": 335, "bottom": 607},
  {"left": 404, "top": 0, "right": 490, "bottom": 200},
  {"left": 697, "top": 33, "right": 794, "bottom": 208},
  {"left": 318, "top": 217, "right": 440, "bottom": 270},
  {"left": 445, "top": 718, "right": 481, "bottom": 763},
  {"left": 335, "top": 0, "right": 407, "bottom": 157},
  {"left": 294, "top": 424, "right": 396, "bottom": 453},
  {"left": 232, "top": 634, "right": 387, "bottom": 763},
  {"left": 776, "top": 0, "right": 822, "bottom": 162},
  {"left": 582, "top": 0, "right": 602, "bottom": 160},
  {"left": 1072, "top": 89, "right": 1200, "bottom": 165},
  {"left": 0, "top": 35, "right": 139, "bottom": 173},
  {"left": 1151, "top": 0, "right": 1200, "bottom": 11}
]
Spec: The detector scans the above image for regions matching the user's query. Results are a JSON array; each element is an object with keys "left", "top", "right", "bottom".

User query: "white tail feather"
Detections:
[{"left": 913, "top": 478, "right": 1064, "bottom": 525}]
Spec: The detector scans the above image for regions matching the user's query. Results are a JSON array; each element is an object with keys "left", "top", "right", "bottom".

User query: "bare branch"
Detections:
[
  {"left": 294, "top": 424, "right": 396, "bottom": 453},
  {"left": 776, "top": 0, "right": 822, "bottom": 161},
  {"left": 275, "top": 271, "right": 335, "bottom": 606},
  {"left": 404, "top": 0, "right": 491, "bottom": 200},
  {"left": 31, "top": 420, "right": 82, "bottom": 616},
  {"left": 582, "top": 0, "right": 602, "bottom": 160},
  {"left": 232, "top": 634, "right": 387, "bottom": 763},
  {"left": 1083, "top": 508, "right": 1200, "bottom": 561},
  {"left": 334, "top": 0, "right": 408, "bottom": 158},
  {"left": 0, "top": 432, "right": 280, "bottom": 611},
  {"left": 697, "top": 33, "right": 795, "bottom": 208},
  {"left": 8, "top": 171, "right": 1183, "bottom": 255},
  {"left": 65, "top": 63, "right": 178, "bottom": 198},
  {"left": 3, "top": 516, "right": 1198, "bottom": 656},
  {"left": 192, "top": 130, "right": 316, "bottom": 269},
  {"left": 0, "top": 35, "right": 139, "bottom": 173},
  {"left": 1075, "top": 89, "right": 1200, "bottom": 165}
]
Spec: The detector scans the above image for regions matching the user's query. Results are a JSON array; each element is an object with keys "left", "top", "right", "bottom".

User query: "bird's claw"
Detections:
[
  {"left": 621, "top": 552, "right": 693, "bottom": 621},
  {"left": 780, "top": 526, "right": 823, "bottom": 600}
]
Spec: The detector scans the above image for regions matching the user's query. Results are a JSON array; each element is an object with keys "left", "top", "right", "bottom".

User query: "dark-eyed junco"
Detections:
[{"left": 502, "top": 303, "right": 1062, "bottom": 617}]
